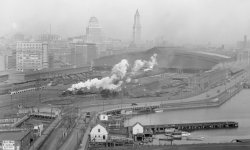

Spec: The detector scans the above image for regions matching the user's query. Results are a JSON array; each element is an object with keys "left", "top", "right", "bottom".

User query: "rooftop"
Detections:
[
  {"left": 0, "top": 130, "right": 31, "bottom": 141},
  {"left": 94, "top": 47, "right": 232, "bottom": 71}
]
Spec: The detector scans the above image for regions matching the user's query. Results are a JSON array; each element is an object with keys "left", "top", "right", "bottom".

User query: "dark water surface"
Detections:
[{"left": 125, "top": 90, "right": 250, "bottom": 144}]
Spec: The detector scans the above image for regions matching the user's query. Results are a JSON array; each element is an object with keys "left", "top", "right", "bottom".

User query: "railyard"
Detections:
[{"left": 0, "top": 48, "right": 250, "bottom": 150}]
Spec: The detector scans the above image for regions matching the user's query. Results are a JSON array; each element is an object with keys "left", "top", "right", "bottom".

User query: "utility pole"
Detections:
[
  {"left": 36, "top": 78, "right": 41, "bottom": 105},
  {"left": 102, "top": 98, "right": 104, "bottom": 111},
  {"left": 10, "top": 91, "right": 13, "bottom": 111},
  {"left": 10, "top": 84, "right": 14, "bottom": 111}
]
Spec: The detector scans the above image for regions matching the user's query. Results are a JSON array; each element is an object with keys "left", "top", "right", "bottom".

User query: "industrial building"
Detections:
[
  {"left": 94, "top": 47, "right": 233, "bottom": 71},
  {"left": 94, "top": 47, "right": 233, "bottom": 98},
  {"left": 0, "top": 130, "right": 35, "bottom": 150}
]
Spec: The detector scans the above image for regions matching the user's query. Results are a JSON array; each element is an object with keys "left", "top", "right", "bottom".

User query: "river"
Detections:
[{"left": 125, "top": 89, "right": 250, "bottom": 144}]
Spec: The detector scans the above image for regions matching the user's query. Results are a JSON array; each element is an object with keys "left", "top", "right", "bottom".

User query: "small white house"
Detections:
[
  {"left": 132, "top": 122, "right": 144, "bottom": 135},
  {"left": 90, "top": 124, "right": 108, "bottom": 142},
  {"left": 34, "top": 124, "right": 44, "bottom": 136},
  {"left": 99, "top": 114, "right": 108, "bottom": 121}
]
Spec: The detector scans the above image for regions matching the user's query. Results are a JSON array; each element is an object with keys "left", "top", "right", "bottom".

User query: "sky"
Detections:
[{"left": 0, "top": 0, "right": 250, "bottom": 45}]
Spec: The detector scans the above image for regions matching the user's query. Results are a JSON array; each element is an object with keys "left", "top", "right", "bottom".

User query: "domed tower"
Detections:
[
  {"left": 133, "top": 9, "right": 141, "bottom": 46},
  {"left": 86, "top": 17, "right": 103, "bottom": 44}
]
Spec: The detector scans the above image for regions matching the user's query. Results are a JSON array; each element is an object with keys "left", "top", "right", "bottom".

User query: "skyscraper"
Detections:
[
  {"left": 133, "top": 9, "right": 141, "bottom": 46},
  {"left": 85, "top": 16, "right": 105, "bottom": 56},
  {"left": 86, "top": 17, "right": 103, "bottom": 44}
]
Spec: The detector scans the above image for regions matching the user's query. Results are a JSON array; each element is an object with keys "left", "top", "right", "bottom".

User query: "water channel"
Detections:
[{"left": 125, "top": 89, "right": 250, "bottom": 144}]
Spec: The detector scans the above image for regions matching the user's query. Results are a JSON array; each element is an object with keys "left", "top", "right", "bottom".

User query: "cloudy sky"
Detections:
[{"left": 0, "top": 0, "right": 250, "bottom": 45}]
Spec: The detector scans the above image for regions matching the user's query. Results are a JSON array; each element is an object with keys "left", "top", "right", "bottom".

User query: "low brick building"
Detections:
[{"left": 0, "top": 130, "right": 34, "bottom": 150}]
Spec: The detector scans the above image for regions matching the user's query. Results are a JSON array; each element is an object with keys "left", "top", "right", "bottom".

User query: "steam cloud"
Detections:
[
  {"left": 68, "top": 54, "right": 157, "bottom": 92},
  {"left": 131, "top": 54, "right": 158, "bottom": 74},
  {"left": 68, "top": 59, "right": 129, "bottom": 91}
]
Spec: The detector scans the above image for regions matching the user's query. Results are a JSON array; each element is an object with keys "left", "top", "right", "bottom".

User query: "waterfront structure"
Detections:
[
  {"left": 16, "top": 42, "right": 48, "bottom": 72},
  {"left": 132, "top": 122, "right": 144, "bottom": 135},
  {"left": 132, "top": 9, "right": 141, "bottom": 46},
  {"left": 90, "top": 124, "right": 108, "bottom": 142}
]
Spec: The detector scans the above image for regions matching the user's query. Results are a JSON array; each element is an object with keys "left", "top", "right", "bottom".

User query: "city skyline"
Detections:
[{"left": 0, "top": 0, "right": 250, "bottom": 45}]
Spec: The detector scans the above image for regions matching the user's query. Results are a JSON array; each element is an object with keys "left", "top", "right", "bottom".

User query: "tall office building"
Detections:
[
  {"left": 85, "top": 16, "right": 105, "bottom": 56},
  {"left": 16, "top": 42, "right": 48, "bottom": 72},
  {"left": 132, "top": 9, "right": 141, "bottom": 46},
  {"left": 86, "top": 17, "right": 103, "bottom": 44}
]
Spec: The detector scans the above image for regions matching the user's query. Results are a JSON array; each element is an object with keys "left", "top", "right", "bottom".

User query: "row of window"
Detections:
[
  {"left": 17, "top": 43, "right": 42, "bottom": 46},
  {"left": 94, "top": 135, "right": 106, "bottom": 140}
]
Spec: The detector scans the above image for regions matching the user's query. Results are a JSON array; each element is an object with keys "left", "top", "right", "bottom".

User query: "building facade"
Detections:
[
  {"left": 85, "top": 17, "right": 106, "bottom": 56},
  {"left": 16, "top": 42, "right": 48, "bottom": 72},
  {"left": 38, "top": 34, "right": 61, "bottom": 42},
  {"left": 0, "top": 54, "right": 8, "bottom": 71},
  {"left": 90, "top": 124, "right": 108, "bottom": 142},
  {"left": 0, "top": 130, "right": 35, "bottom": 150},
  {"left": 71, "top": 43, "right": 97, "bottom": 67},
  {"left": 99, "top": 114, "right": 108, "bottom": 121},
  {"left": 132, "top": 122, "right": 144, "bottom": 135},
  {"left": 86, "top": 17, "right": 103, "bottom": 44},
  {"left": 132, "top": 9, "right": 141, "bottom": 46}
]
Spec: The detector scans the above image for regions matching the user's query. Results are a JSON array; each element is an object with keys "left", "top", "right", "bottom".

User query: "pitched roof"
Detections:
[
  {"left": 92, "top": 123, "right": 107, "bottom": 130},
  {"left": 132, "top": 122, "right": 143, "bottom": 128}
]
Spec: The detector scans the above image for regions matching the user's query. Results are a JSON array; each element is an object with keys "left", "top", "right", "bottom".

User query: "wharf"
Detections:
[
  {"left": 130, "top": 121, "right": 238, "bottom": 134},
  {"left": 243, "top": 83, "right": 250, "bottom": 89}
]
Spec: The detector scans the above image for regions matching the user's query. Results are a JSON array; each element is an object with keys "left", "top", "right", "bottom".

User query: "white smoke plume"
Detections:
[
  {"left": 68, "top": 53, "right": 158, "bottom": 92},
  {"left": 126, "top": 77, "right": 131, "bottom": 83},
  {"left": 111, "top": 59, "right": 129, "bottom": 79},
  {"left": 68, "top": 59, "right": 129, "bottom": 91},
  {"left": 131, "top": 53, "right": 158, "bottom": 74}
]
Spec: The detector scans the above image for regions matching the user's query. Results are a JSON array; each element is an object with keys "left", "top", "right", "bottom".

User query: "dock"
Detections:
[
  {"left": 243, "top": 83, "right": 250, "bottom": 89},
  {"left": 131, "top": 121, "right": 238, "bottom": 134}
]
